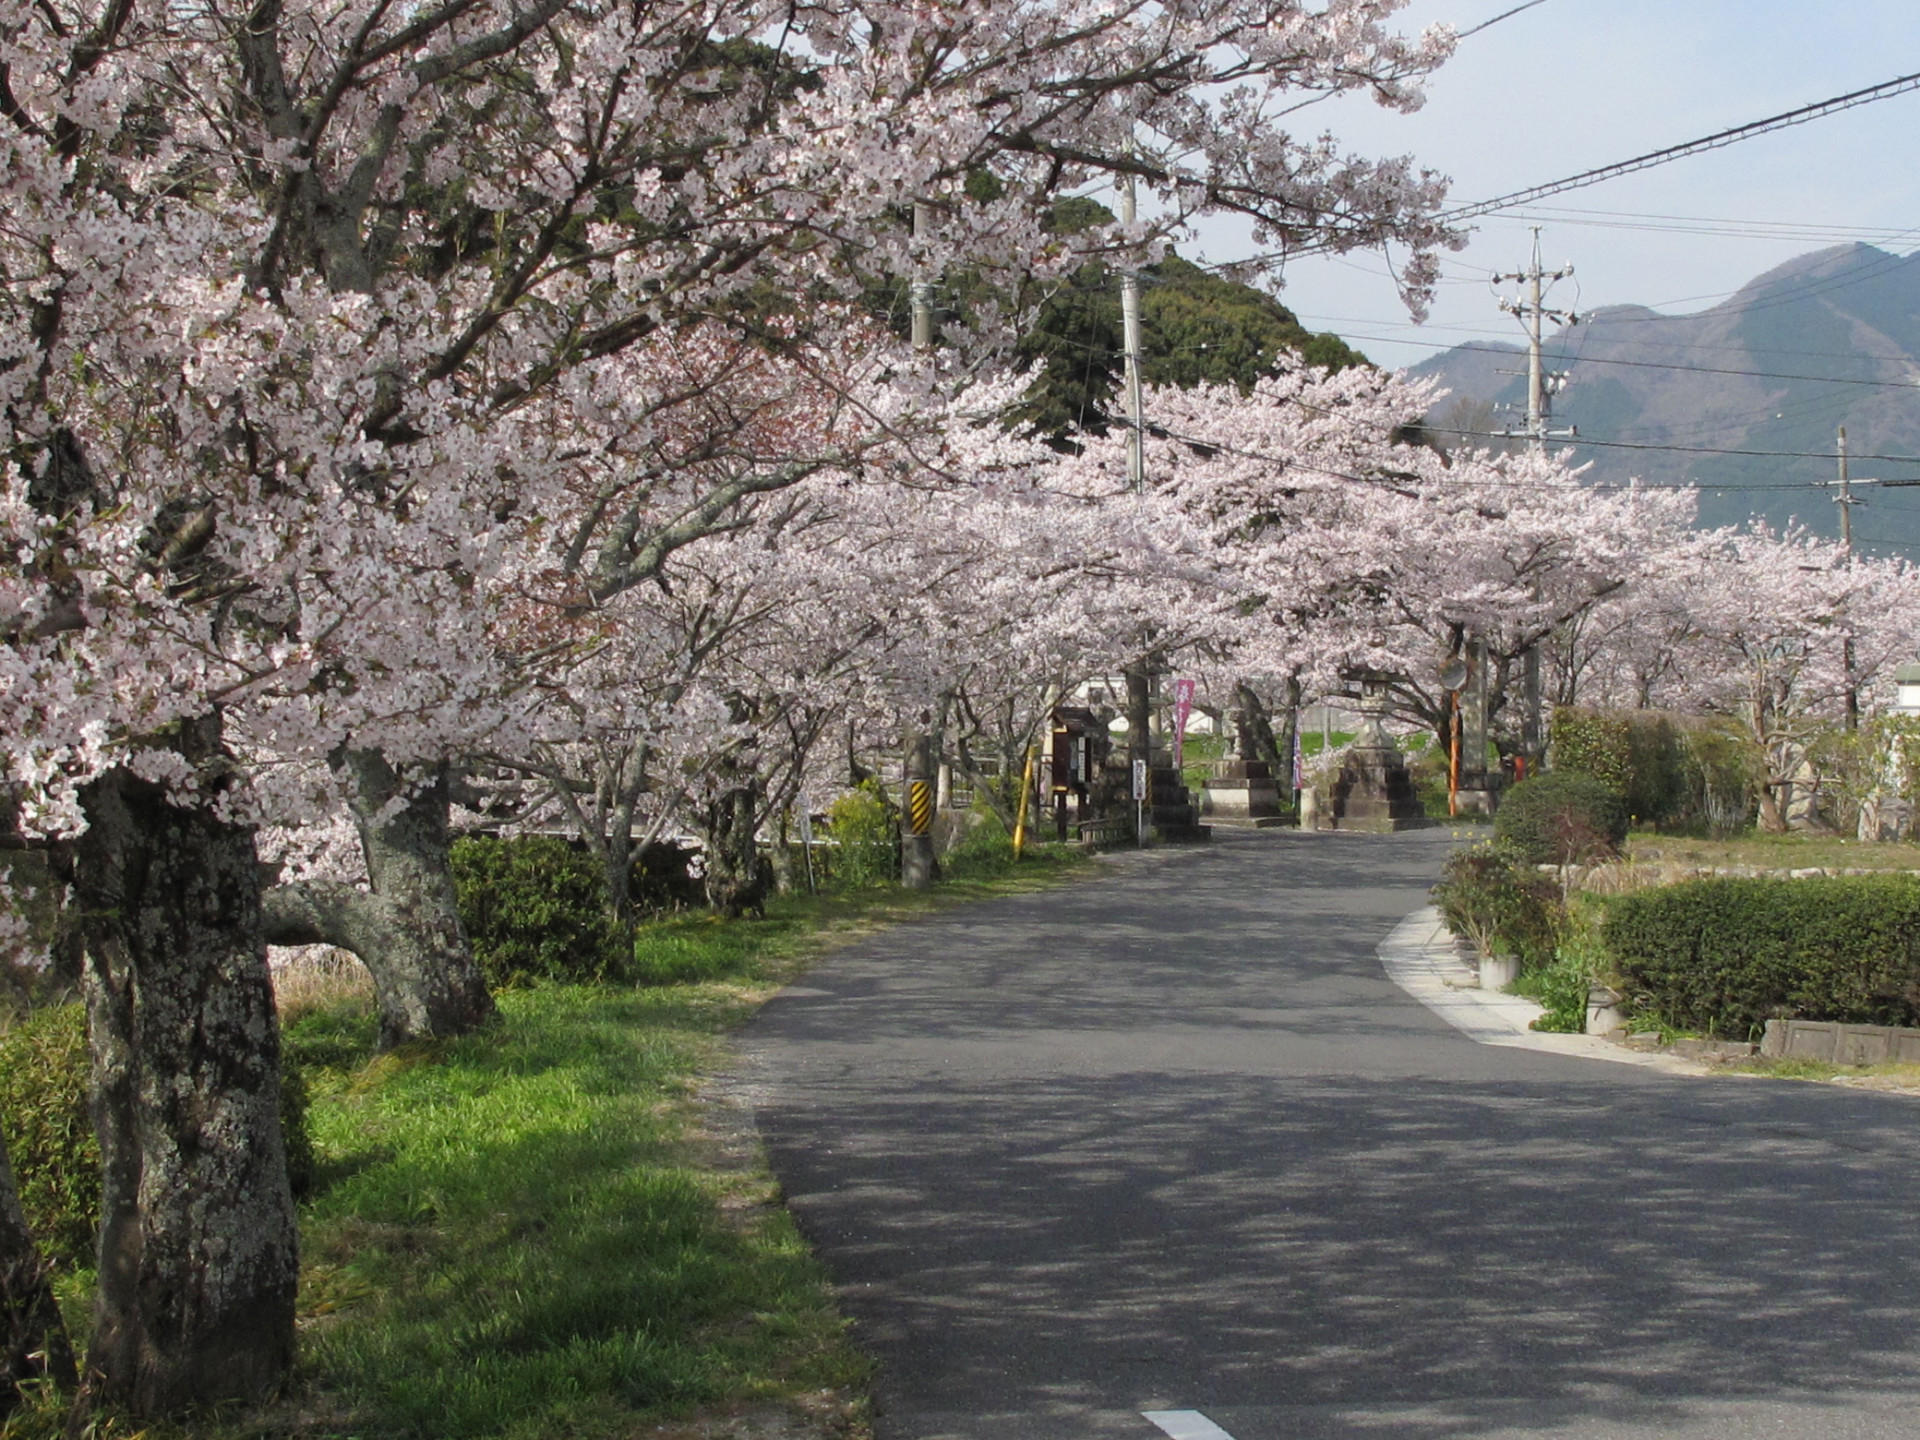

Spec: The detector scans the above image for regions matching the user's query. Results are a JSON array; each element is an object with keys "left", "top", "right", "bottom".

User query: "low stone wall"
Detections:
[{"left": 1761, "top": 1018, "right": 1920, "bottom": 1065}]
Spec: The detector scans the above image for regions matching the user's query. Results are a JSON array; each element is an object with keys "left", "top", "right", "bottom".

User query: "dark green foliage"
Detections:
[
  {"left": 0, "top": 1006, "right": 96, "bottom": 1269},
  {"left": 631, "top": 841, "right": 703, "bottom": 913},
  {"left": 1495, "top": 771, "right": 1629, "bottom": 864},
  {"left": 1550, "top": 707, "right": 1688, "bottom": 828},
  {"left": 451, "top": 835, "right": 630, "bottom": 987},
  {"left": 0, "top": 1003, "right": 316, "bottom": 1270},
  {"left": 1431, "top": 845, "right": 1564, "bottom": 969},
  {"left": 1602, "top": 875, "right": 1920, "bottom": 1036},
  {"left": 1010, "top": 246, "right": 1370, "bottom": 443}
]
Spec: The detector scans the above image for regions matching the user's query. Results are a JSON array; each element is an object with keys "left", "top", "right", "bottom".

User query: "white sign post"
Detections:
[{"left": 1132, "top": 757, "right": 1149, "bottom": 846}]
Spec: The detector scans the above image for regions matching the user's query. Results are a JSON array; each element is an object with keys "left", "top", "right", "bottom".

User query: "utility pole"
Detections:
[
  {"left": 1118, "top": 170, "right": 1154, "bottom": 836},
  {"left": 1492, "top": 228, "right": 1581, "bottom": 774},
  {"left": 1837, "top": 425, "right": 1860, "bottom": 730},
  {"left": 1120, "top": 174, "right": 1146, "bottom": 491},
  {"left": 901, "top": 202, "right": 937, "bottom": 888},
  {"left": 1836, "top": 424, "right": 1854, "bottom": 552}
]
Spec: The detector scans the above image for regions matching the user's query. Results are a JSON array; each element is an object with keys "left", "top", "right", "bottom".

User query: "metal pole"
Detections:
[{"left": 1011, "top": 744, "right": 1036, "bottom": 859}]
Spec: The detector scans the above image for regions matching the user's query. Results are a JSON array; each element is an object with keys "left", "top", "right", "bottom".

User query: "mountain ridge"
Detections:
[{"left": 1408, "top": 243, "right": 1920, "bottom": 553}]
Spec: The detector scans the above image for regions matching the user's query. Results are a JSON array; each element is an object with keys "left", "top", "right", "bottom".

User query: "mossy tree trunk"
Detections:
[
  {"left": 74, "top": 752, "right": 297, "bottom": 1415},
  {"left": 262, "top": 753, "right": 493, "bottom": 1049}
]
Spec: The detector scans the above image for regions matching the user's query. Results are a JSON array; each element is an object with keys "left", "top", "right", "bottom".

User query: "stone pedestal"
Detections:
[
  {"left": 1147, "top": 764, "right": 1211, "bottom": 844},
  {"left": 1328, "top": 681, "right": 1427, "bottom": 832},
  {"left": 1200, "top": 758, "right": 1288, "bottom": 828},
  {"left": 1330, "top": 743, "right": 1428, "bottom": 831}
]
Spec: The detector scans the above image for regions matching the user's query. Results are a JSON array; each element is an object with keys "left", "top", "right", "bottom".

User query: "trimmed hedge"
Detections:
[
  {"left": 0, "top": 1003, "right": 314, "bottom": 1269},
  {"left": 1495, "top": 771, "right": 1628, "bottom": 865},
  {"left": 1602, "top": 875, "right": 1920, "bottom": 1037},
  {"left": 451, "top": 834, "right": 631, "bottom": 987}
]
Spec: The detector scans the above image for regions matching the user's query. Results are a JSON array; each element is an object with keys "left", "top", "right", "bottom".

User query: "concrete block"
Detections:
[
  {"left": 1890, "top": 1030, "right": 1920, "bottom": 1064},
  {"left": 1835, "top": 1025, "right": 1893, "bottom": 1067},
  {"left": 1761, "top": 1019, "right": 1787, "bottom": 1058},
  {"left": 1783, "top": 1021, "right": 1838, "bottom": 1062},
  {"left": 1479, "top": 955, "right": 1519, "bottom": 990}
]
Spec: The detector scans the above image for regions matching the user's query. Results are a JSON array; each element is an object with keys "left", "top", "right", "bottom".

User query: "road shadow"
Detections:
[{"left": 756, "top": 1070, "right": 1920, "bottom": 1437}]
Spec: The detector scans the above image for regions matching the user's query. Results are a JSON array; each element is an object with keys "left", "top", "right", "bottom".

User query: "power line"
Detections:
[
  {"left": 1419, "top": 343, "right": 1920, "bottom": 391},
  {"left": 1443, "top": 70, "right": 1920, "bottom": 223},
  {"left": 1435, "top": 429, "right": 1920, "bottom": 464},
  {"left": 1456, "top": 0, "right": 1551, "bottom": 41}
]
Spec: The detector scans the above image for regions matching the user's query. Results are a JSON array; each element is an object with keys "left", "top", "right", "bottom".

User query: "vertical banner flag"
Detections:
[{"left": 1172, "top": 678, "right": 1196, "bottom": 772}]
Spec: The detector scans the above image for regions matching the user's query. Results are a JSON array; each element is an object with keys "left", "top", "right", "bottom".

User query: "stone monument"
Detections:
[
  {"left": 1329, "top": 673, "right": 1428, "bottom": 832},
  {"left": 1200, "top": 724, "right": 1288, "bottom": 828}
]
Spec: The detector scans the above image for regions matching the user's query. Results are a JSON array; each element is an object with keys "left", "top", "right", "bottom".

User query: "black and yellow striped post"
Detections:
[{"left": 901, "top": 729, "right": 936, "bottom": 890}]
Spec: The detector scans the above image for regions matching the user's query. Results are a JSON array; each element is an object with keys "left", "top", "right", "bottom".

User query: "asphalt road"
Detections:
[{"left": 739, "top": 828, "right": 1920, "bottom": 1440}]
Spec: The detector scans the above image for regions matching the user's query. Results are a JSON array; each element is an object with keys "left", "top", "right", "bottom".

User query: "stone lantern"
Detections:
[{"left": 1328, "top": 671, "right": 1428, "bottom": 832}]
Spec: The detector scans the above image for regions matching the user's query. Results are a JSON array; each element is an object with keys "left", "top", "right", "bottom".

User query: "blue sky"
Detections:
[{"left": 1185, "top": 0, "right": 1920, "bottom": 370}]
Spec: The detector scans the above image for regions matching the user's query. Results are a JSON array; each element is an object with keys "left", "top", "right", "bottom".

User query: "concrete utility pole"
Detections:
[
  {"left": 1493, "top": 228, "right": 1581, "bottom": 774},
  {"left": 1836, "top": 425, "right": 1855, "bottom": 552},
  {"left": 1837, "top": 425, "right": 1859, "bottom": 730},
  {"left": 1493, "top": 228, "right": 1580, "bottom": 452},
  {"left": 901, "top": 202, "right": 938, "bottom": 888},
  {"left": 1118, "top": 171, "right": 1154, "bottom": 834},
  {"left": 1120, "top": 175, "right": 1147, "bottom": 492}
]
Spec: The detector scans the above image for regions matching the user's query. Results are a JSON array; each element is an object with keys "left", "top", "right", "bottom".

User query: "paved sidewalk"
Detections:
[{"left": 1376, "top": 906, "right": 1702, "bottom": 1074}]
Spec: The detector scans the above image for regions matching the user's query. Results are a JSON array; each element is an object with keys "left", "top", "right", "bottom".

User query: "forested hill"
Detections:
[{"left": 1408, "top": 244, "right": 1920, "bottom": 555}]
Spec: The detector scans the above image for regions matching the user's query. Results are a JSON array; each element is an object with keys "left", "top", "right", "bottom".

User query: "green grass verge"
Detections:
[
  {"left": 289, "top": 847, "right": 1093, "bottom": 1440},
  {"left": 10, "top": 841, "right": 1092, "bottom": 1440}
]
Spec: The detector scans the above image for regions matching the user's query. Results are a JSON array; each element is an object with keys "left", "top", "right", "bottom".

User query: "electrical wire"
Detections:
[{"left": 1440, "top": 71, "right": 1920, "bottom": 224}]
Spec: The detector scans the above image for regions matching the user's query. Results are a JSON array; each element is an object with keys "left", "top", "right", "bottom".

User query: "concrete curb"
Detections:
[{"left": 1378, "top": 907, "right": 1704, "bottom": 1074}]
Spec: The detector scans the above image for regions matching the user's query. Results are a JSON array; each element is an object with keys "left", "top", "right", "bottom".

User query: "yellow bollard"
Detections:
[{"left": 1011, "top": 745, "right": 1038, "bottom": 859}]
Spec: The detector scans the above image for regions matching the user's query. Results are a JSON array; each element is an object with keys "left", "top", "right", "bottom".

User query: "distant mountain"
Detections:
[{"left": 1407, "top": 244, "right": 1920, "bottom": 554}]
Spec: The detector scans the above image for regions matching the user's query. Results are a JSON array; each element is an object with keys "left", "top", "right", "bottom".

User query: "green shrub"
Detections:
[
  {"left": 945, "top": 816, "right": 1016, "bottom": 879},
  {"left": 1602, "top": 874, "right": 1920, "bottom": 1038},
  {"left": 0, "top": 1003, "right": 316, "bottom": 1270},
  {"left": 451, "top": 834, "right": 629, "bottom": 987},
  {"left": 1432, "top": 844, "right": 1564, "bottom": 968},
  {"left": 1495, "top": 771, "right": 1628, "bottom": 865},
  {"left": 1527, "top": 909, "right": 1607, "bottom": 1033},
  {"left": 1551, "top": 708, "right": 1687, "bottom": 828},
  {"left": 827, "top": 782, "right": 897, "bottom": 889}
]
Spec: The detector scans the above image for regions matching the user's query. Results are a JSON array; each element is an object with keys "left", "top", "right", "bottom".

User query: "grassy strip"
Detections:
[
  {"left": 1720, "top": 1056, "right": 1920, "bottom": 1089},
  {"left": 1627, "top": 832, "right": 1920, "bottom": 873},
  {"left": 277, "top": 842, "right": 1086, "bottom": 1440}
]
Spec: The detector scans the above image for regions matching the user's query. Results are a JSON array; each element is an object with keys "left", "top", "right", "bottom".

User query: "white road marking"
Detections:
[{"left": 1142, "top": 1410, "right": 1238, "bottom": 1440}]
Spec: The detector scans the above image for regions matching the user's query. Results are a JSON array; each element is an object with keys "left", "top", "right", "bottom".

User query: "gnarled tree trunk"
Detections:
[
  {"left": 703, "top": 778, "right": 770, "bottom": 919},
  {"left": 74, "top": 759, "right": 297, "bottom": 1415},
  {"left": 0, "top": 1134, "right": 75, "bottom": 1412},
  {"left": 263, "top": 752, "right": 492, "bottom": 1050}
]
